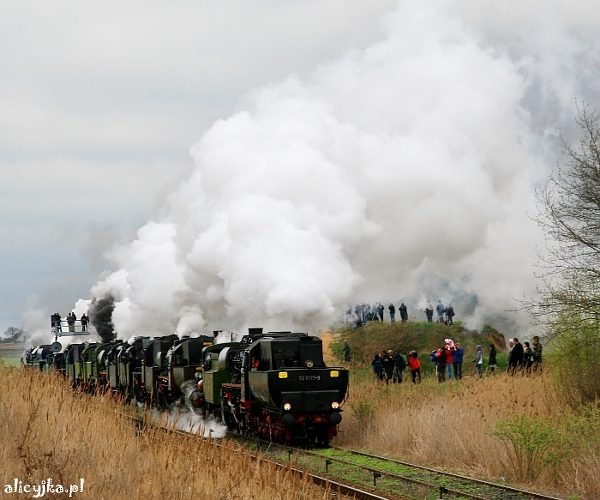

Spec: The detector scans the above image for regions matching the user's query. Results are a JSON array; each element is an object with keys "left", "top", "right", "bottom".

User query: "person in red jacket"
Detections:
[
  {"left": 445, "top": 345, "right": 454, "bottom": 380},
  {"left": 407, "top": 351, "right": 421, "bottom": 384}
]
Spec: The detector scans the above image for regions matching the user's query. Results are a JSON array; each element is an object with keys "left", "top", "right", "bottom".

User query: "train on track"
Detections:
[{"left": 22, "top": 328, "right": 349, "bottom": 445}]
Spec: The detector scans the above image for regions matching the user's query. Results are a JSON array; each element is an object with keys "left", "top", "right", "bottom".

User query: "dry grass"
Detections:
[
  {"left": 334, "top": 369, "right": 600, "bottom": 498},
  {"left": 0, "top": 364, "right": 339, "bottom": 500},
  {"left": 319, "top": 329, "right": 599, "bottom": 497}
]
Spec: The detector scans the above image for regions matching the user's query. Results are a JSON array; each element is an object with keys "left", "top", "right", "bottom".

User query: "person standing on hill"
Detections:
[
  {"left": 383, "top": 350, "right": 394, "bottom": 384},
  {"left": 377, "top": 303, "right": 385, "bottom": 322},
  {"left": 445, "top": 344, "right": 454, "bottom": 380},
  {"left": 453, "top": 342, "right": 464, "bottom": 379},
  {"left": 435, "top": 347, "right": 446, "bottom": 382},
  {"left": 425, "top": 303, "right": 434, "bottom": 322},
  {"left": 474, "top": 345, "right": 483, "bottom": 378},
  {"left": 343, "top": 341, "right": 352, "bottom": 362},
  {"left": 399, "top": 303, "right": 408, "bottom": 322},
  {"left": 445, "top": 303, "right": 455, "bottom": 325},
  {"left": 430, "top": 349, "right": 439, "bottom": 377},
  {"left": 436, "top": 300, "right": 445, "bottom": 323},
  {"left": 392, "top": 351, "right": 406, "bottom": 383},
  {"left": 523, "top": 342, "right": 534, "bottom": 370},
  {"left": 388, "top": 303, "right": 396, "bottom": 323},
  {"left": 508, "top": 338, "right": 524, "bottom": 373},
  {"left": 408, "top": 351, "right": 421, "bottom": 383},
  {"left": 489, "top": 343, "right": 497, "bottom": 373},
  {"left": 372, "top": 353, "right": 383, "bottom": 380}
]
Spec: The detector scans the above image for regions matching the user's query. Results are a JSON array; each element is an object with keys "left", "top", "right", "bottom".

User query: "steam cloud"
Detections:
[{"left": 88, "top": 0, "right": 600, "bottom": 338}]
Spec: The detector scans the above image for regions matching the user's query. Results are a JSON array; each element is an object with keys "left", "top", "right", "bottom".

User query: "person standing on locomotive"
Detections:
[
  {"left": 67, "top": 311, "right": 76, "bottom": 332},
  {"left": 80, "top": 313, "right": 89, "bottom": 331},
  {"left": 51, "top": 312, "right": 62, "bottom": 332}
]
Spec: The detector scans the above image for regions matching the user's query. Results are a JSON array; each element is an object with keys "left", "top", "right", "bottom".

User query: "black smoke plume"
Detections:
[{"left": 89, "top": 295, "right": 116, "bottom": 343}]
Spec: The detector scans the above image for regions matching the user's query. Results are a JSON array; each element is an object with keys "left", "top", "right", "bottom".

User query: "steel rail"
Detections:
[
  {"left": 232, "top": 433, "right": 487, "bottom": 500},
  {"left": 334, "top": 447, "right": 563, "bottom": 500},
  {"left": 118, "top": 411, "right": 392, "bottom": 500}
]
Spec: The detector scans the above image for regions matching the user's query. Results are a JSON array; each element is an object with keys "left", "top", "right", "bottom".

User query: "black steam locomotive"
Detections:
[{"left": 23, "top": 328, "right": 349, "bottom": 445}]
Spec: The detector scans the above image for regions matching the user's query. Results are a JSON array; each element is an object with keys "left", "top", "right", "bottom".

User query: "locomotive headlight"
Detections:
[
  {"left": 330, "top": 370, "right": 339, "bottom": 378},
  {"left": 331, "top": 402, "right": 340, "bottom": 409},
  {"left": 283, "top": 403, "right": 292, "bottom": 411},
  {"left": 278, "top": 371, "right": 288, "bottom": 379},
  {"left": 305, "top": 360, "right": 314, "bottom": 368}
]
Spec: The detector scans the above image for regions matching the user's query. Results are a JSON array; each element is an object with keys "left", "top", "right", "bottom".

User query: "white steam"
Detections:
[{"left": 88, "top": 0, "right": 600, "bottom": 337}]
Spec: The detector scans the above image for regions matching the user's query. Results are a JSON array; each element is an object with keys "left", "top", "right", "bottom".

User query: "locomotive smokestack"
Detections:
[{"left": 248, "top": 328, "right": 263, "bottom": 337}]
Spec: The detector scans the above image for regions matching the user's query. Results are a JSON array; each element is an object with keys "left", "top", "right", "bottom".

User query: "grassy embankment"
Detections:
[
  {"left": 0, "top": 364, "right": 339, "bottom": 500},
  {"left": 327, "top": 321, "right": 600, "bottom": 499}
]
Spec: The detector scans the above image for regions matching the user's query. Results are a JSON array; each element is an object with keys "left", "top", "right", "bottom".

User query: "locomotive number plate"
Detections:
[{"left": 298, "top": 375, "right": 320, "bottom": 381}]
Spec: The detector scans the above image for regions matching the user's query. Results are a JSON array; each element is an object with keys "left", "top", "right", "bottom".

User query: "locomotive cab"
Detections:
[{"left": 244, "top": 335, "right": 348, "bottom": 416}]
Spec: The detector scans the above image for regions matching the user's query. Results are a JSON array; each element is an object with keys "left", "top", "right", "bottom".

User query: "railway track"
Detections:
[
  {"left": 119, "top": 411, "right": 391, "bottom": 500},
  {"left": 228, "top": 433, "right": 565, "bottom": 500}
]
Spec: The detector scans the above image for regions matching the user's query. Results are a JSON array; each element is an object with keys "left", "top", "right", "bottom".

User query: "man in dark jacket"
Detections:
[
  {"left": 382, "top": 350, "right": 394, "bottom": 383},
  {"left": 445, "top": 303, "right": 455, "bottom": 325},
  {"left": 508, "top": 338, "right": 524, "bottom": 373},
  {"left": 342, "top": 341, "right": 352, "bottom": 362},
  {"left": 399, "top": 303, "right": 408, "bottom": 322},
  {"left": 392, "top": 351, "right": 406, "bottom": 383},
  {"left": 388, "top": 303, "right": 396, "bottom": 323}
]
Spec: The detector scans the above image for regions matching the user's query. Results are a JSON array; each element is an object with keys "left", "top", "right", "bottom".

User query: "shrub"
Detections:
[{"left": 493, "top": 414, "right": 569, "bottom": 482}]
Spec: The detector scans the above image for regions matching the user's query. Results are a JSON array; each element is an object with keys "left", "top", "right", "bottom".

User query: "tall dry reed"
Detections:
[
  {"left": 0, "top": 365, "right": 339, "bottom": 500},
  {"left": 335, "top": 368, "right": 600, "bottom": 498}
]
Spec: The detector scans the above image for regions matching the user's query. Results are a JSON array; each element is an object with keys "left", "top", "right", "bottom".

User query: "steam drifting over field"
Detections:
[{"left": 84, "top": 0, "right": 600, "bottom": 338}]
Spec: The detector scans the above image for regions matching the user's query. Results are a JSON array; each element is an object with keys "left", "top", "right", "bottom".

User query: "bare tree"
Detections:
[
  {"left": 1, "top": 327, "right": 25, "bottom": 342},
  {"left": 529, "top": 103, "right": 600, "bottom": 402},
  {"left": 529, "top": 103, "right": 600, "bottom": 338}
]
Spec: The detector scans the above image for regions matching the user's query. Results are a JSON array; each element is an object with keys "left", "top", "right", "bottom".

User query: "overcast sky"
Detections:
[
  {"left": 2, "top": 0, "right": 600, "bottom": 339},
  {"left": 0, "top": 0, "right": 397, "bottom": 333}
]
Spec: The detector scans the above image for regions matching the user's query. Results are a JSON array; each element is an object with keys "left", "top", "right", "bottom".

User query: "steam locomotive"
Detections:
[{"left": 22, "top": 328, "right": 349, "bottom": 445}]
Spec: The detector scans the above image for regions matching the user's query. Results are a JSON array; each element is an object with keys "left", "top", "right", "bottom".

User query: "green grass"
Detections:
[
  {"left": 0, "top": 357, "right": 22, "bottom": 367},
  {"left": 331, "top": 320, "right": 509, "bottom": 374}
]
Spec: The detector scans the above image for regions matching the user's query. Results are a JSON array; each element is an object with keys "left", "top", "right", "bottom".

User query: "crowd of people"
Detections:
[
  {"left": 370, "top": 349, "right": 423, "bottom": 384},
  {"left": 359, "top": 335, "right": 543, "bottom": 384},
  {"left": 50, "top": 312, "right": 89, "bottom": 333},
  {"left": 346, "top": 300, "right": 456, "bottom": 327}
]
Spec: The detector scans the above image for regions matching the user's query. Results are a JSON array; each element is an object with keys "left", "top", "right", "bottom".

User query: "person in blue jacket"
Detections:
[{"left": 453, "top": 342, "right": 464, "bottom": 380}]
